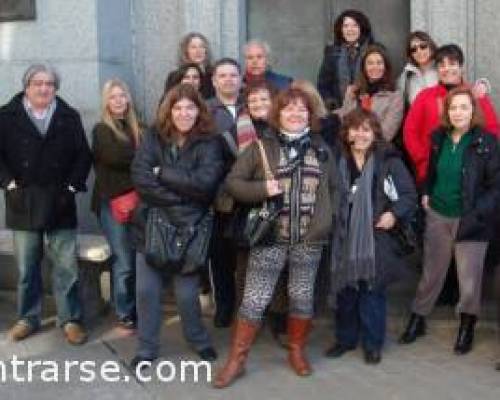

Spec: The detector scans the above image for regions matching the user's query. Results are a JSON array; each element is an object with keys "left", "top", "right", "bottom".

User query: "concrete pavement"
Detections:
[{"left": 0, "top": 285, "right": 499, "bottom": 400}]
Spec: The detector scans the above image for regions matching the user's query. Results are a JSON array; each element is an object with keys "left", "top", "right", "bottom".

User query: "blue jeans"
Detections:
[
  {"left": 13, "top": 229, "right": 81, "bottom": 328},
  {"left": 335, "top": 282, "right": 386, "bottom": 352},
  {"left": 98, "top": 201, "right": 136, "bottom": 321},
  {"left": 135, "top": 253, "right": 212, "bottom": 359}
]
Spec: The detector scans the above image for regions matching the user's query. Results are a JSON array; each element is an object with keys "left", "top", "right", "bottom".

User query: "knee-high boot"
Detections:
[
  {"left": 213, "top": 319, "right": 260, "bottom": 388},
  {"left": 287, "top": 316, "right": 313, "bottom": 376}
]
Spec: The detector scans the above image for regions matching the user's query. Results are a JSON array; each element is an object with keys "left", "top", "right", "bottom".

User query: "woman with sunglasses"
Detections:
[
  {"left": 399, "top": 31, "right": 490, "bottom": 108},
  {"left": 398, "top": 31, "right": 439, "bottom": 107}
]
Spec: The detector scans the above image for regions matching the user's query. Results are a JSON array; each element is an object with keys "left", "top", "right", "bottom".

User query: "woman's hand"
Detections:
[
  {"left": 265, "top": 179, "right": 282, "bottom": 197},
  {"left": 375, "top": 211, "right": 396, "bottom": 230},
  {"left": 421, "top": 195, "right": 430, "bottom": 210},
  {"left": 345, "top": 84, "right": 358, "bottom": 100},
  {"left": 472, "top": 80, "right": 489, "bottom": 99}
]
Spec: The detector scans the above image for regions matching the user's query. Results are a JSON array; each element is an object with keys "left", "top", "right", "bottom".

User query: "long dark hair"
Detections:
[
  {"left": 356, "top": 43, "right": 395, "bottom": 94},
  {"left": 156, "top": 83, "right": 213, "bottom": 141}
]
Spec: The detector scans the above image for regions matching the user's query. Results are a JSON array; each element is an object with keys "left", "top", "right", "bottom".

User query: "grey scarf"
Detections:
[
  {"left": 336, "top": 43, "right": 363, "bottom": 102},
  {"left": 331, "top": 154, "right": 376, "bottom": 294}
]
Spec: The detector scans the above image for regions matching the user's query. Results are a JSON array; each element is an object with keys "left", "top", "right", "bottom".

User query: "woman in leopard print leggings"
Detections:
[{"left": 214, "top": 87, "right": 336, "bottom": 388}]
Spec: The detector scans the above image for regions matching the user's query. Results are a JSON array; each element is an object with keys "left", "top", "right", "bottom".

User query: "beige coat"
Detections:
[{"left": 336, "top": 90, "right": 404, "bottom": 142}]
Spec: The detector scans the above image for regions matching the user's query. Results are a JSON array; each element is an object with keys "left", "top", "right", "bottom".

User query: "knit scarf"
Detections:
[
  {"left": 337, "top": 42, "right": 364, "bottom": 101},
  {"left": 275, "top": 131, "right": 321, "bottom": 243},
  {"left": 235, "top": 112, "right": 259, "bottom": 152},
  {"left": 330, "top": 154, "right": 376, "bottom": 294}
]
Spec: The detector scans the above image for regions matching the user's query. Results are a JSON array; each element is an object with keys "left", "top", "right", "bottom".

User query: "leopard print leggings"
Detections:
[{"left": 239, "top": 243, "right": 323, "bottom": 321}]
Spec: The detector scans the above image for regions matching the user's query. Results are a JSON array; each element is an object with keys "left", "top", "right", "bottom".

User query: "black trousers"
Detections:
[{"left": 209, "top": 213, "right": 237, "bottom": 317}]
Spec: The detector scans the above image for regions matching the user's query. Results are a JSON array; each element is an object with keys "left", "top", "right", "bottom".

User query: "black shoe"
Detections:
[
  {"left": 364, "top": 349, "right": 382, "bottom": 365},
  {"left": 197, "top": 347, "right": 218, "bottom": 362},
  {"left": 454, "top": 313, "right": 477, "bottom": 355},
  {"left": 325, "top": 343, "right": 356, "bottom": 358},
  {"left": 213, "top": 312, "right": 233, "bottom": 328},
  {"left": 118, "top": 317, "right": 136, "bottom": 330},
  {"left": 130, "top": 355, "right": 155, "bottom": 372},
  {"left": 399, "top": 313, "right": 426, "bottom": 344},
  {"left": 495, "top": 361, "right": 500, "bottom": 371}
]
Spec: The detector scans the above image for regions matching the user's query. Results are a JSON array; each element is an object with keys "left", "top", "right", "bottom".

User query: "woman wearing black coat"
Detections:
[
  {"left": 400, "top": 87, "right": 500, "bottom": 355},
  {"left": 130, "top": 84, "right": 225, "bottom": 368},
  {"left": 317, "top": 9, "right": 373, "bottom": 111},
  {"left": 326, "top": 108, "right": 417, "bottom": 365}
]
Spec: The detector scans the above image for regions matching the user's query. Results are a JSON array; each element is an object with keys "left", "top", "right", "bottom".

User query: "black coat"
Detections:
[
  {"left": 425, "top": 127, "right": 500, "bottom": 241},
  {"left": 131, "top": 129, "right": 225, "bottom": 227},
  {"left": 333, "top": 145, "right": 418, "bottom": 288},
  {"left": 0, "top": 93, "right": 91, "bottom": 230}
]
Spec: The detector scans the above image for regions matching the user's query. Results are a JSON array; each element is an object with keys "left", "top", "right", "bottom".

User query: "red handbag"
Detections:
[{"left": 110, "top": 190, "right": 139, "bottom": 223}]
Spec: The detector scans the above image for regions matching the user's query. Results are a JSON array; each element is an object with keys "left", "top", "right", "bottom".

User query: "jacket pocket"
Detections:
[
  {"left": 457, "top": 212, "right": 486, "bottom": 240},
  {"left": 5, "top": 187, "right": 27, "bottom": 214}
]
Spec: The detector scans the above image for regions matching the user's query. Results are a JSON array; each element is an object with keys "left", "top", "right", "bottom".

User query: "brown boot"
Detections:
[
  {"left": 213, "top": 319, "right": 259, "bottom": 389},
  {"left": 287, "top": 316, "right": 312, "bottom": 376}
]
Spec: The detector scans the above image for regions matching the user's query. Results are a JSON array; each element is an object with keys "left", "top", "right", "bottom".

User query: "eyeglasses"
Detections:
[
  {"left": 30, "top": 80, "right": 56, "bottom": 88},
  {"left": 410, "top": 43, "right": 429, "bottom": 54}
]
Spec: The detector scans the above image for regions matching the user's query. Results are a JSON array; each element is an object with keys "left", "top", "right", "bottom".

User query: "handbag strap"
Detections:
[{"left": 256, "top": 140, "right": 274, "bottom": 180}]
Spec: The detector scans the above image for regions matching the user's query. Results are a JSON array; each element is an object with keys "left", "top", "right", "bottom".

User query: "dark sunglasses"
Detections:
[{"left": 410, "top": 43, "right": 429, "bottom": 54}]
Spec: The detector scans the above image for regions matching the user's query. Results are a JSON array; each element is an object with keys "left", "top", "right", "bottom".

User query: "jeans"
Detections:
[
  {"left": 98, "top": 201, "right": 136, "bottom": 321},
  {"left": 13, "top": 229, "right": 81, "bottom": 328},
  {"left": 335, "top": 282, "right": 386, "bottom": 352},
  {"left": 135, "top": 253, "right": 212, "bottom": 359}
]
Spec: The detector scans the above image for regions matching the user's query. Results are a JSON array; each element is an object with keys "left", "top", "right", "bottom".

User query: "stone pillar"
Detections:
[{"left": 131, "top": 0, "right": 246, "bottom": 123}]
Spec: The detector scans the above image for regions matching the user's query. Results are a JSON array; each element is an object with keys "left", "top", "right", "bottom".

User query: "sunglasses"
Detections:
[{"left": 410, "top": 43, "right": 429, "bottom": 54}]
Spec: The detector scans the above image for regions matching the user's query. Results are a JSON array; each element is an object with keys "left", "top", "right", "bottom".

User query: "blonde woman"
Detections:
[{"left": 91, "top": 78, "right": 143, "bottom": 330}]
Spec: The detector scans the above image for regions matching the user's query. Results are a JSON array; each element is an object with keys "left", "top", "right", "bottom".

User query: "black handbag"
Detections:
[
  {"left": 237, "top": 140, "right": 282, "bottom": 248},
  {"left": 392, "top": 220, "right": 418, "bottom": 256},
  {"left": 144, "top": 207, "right": 214, "bottom": 274}
]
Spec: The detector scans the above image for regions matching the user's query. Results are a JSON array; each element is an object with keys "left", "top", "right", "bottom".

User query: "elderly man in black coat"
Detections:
[{"left": 0, "top": 63, "right": 91, "bottom": 345}]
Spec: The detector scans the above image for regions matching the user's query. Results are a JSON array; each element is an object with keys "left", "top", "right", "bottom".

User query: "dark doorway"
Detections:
[{"left": 246, "top": 0, "right": 410, "bottom": 84}]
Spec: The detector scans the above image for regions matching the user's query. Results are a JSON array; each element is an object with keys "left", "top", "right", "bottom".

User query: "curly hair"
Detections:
[
  {"left": 340, "top": 108, "right": 384, "bottom": 156},
  {"left": 333, "top": 9, "right": 373, "bottom": 46}
]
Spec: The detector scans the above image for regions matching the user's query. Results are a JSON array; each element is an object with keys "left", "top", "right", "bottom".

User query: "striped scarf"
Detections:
[{"left": 235, "top": 112, "right": 259, "bottom": 151}]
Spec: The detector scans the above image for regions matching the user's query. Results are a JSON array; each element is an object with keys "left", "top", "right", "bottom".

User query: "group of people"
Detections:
[{"left": 0, "top": 8, "right": 499, "bottom": 387}]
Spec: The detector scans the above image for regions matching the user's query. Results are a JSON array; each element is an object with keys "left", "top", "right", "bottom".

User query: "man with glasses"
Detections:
[{"left": 0, "top": 63, "right": 91, "bottom": 345}]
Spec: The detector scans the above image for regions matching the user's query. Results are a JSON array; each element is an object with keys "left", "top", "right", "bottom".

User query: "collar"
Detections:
[{"left": 23, "top": 96, "right": 56, "bottom": 119}]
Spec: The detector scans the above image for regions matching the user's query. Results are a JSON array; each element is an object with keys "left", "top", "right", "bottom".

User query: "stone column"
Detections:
[{"left": 131, "top": 0, "right": 246, "bottom": 123}]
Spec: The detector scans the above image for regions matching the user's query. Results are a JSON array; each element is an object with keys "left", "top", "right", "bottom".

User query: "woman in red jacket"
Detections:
[{"left": 403, "top": 44, "right": 499, "bottom": 186}]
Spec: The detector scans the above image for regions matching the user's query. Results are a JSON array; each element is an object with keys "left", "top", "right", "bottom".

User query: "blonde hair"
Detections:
[
  {"left": 100, "top": 79, "right": 142, "bottom": 145},
  {"left": 291, "top": 79, "right": 328, "bottom": 118}
]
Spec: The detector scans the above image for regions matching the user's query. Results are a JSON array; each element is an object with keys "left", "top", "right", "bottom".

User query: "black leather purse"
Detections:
[
  {"left": 237, "top": 140, "right": 282, "bottom": 248},
  {"left": 144, "top": 207, "right": 214, "bottom": 274}
]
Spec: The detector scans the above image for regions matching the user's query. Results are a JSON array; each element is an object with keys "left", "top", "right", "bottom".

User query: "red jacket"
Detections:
[{"left": 403, "top": 84, "right": 499, "bottom": 185}]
